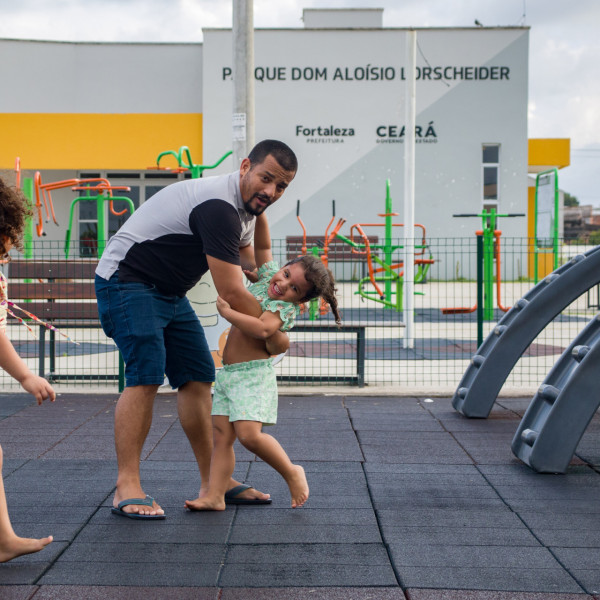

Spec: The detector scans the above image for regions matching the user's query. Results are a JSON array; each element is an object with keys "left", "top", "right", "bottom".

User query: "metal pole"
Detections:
[
  {"left": 232, "top": 0, "right": 255, "bottom": 167},
  {"left": 384, "top": 179, "right": 393, "bottom": 304},
  {"left": 22, "top": 178, "right": 34, "bottom": 259},
  {"left": 402, "top": 30, "right": 416, "bottom": 349},
  {"left": 476, "top": 233, "right": 484, "bottom": 348}
]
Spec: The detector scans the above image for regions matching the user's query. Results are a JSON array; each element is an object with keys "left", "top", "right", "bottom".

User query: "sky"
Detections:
[{"left": 1, "top": 0, "right": 598, "bottom": 205}]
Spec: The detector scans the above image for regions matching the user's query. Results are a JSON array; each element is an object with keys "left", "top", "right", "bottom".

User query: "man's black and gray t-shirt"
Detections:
[{"left": 95, "top": 171, "right": 255, "bottom": 297}]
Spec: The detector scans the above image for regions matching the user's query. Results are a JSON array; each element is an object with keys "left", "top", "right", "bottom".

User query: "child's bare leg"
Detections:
[
  {"left": 185, "top": 416, "right": 236, "bottom": 511},
  {"left": 235, "top": 421, "right": 309, "bottom": 508},
  {"left": 0, "top": 445, "right": 52, "bottom": 562}
]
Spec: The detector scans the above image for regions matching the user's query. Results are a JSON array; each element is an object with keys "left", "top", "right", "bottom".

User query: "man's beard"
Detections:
[{"left": 244, "top": 194, "right": 270, "bottom": 216}]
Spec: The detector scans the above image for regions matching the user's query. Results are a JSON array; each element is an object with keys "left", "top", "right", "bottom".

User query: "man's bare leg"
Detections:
[
  {"left": 185, "top": 415, "right": 236, "bottom": 511},
  {"left": 113, "top": 384, "right": 164, "bottom": 516},
  {"left": 0, "top": 446, "right": 52, "bottom": 562},
  {"left": 177, "top": 381, "right": 214, "bottom": 496},
  {"left": 177, "top": 381, "right": 270, "bottom": 502}
]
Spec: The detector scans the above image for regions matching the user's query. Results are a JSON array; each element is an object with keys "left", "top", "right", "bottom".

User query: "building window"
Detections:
[
  {"left": 76, "top": 171, "right": 181, "bottom": 257},
  {"left": 482, "top": 144, "right": 500, "bottom": 212}
]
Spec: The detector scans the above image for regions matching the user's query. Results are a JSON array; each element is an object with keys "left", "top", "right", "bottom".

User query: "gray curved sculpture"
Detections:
[
  {"left": 511, "top": 313, "right": 600, "bottom": 473},
  {"left": 452, "top": 245, "right": 600, "bottom": 418}
]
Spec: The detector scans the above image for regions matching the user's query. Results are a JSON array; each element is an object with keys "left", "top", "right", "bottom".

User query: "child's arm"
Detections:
[
  {"left": 217, "top": 296, "right": 283, "bottom": 340},
  {"left": 0, "top": 331, "right": 55, "bottom": 405}
]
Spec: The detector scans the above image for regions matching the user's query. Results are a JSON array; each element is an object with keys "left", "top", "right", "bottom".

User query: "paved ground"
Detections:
[{"left": 0, "top": 391, "right": 598, "bottom": 599}]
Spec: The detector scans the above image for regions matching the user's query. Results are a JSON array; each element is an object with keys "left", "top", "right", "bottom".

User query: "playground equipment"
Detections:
[
  {"left": 151, "top": 146, "right": 232, "bottom": 179},
  {"left": 13, "top": 158, "right": 34, "bottom": 258},
  {"left": 295, "top": 199, "right": 346, "bottom": 320},
  {"left": 64, "top": 182, "right": 135, "bottom": 259},
  {"left": 533, "top": 168, "right": 560, "bottom": 281},
  {"left": 511, "top": 311, "right": 600, "bottom": 472},
  {"left": 452, "top": 245, "right": 600, "bottom": 418},
  {"left": 442, "top": 209, "right": 524, "bottom": 320},
  {"left": 335, "top": 179, "right": 434, "bottom": 311},
  {"left": 14, "top": 157, "right": 21, "bottom": 189},
  {"left": 33, "top": 172, "right": 130, "bottom": 238}
]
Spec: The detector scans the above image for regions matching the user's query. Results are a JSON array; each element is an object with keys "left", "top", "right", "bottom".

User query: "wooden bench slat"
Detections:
[
  {"left": 6, "top": 261, "right": 99, "bottom": 323},
  {"left": 8, "top": 261, "right": 98, "bottom": 279},
  {"left": 8, "top": 302, "right": 99, "bottom": 321},
  {"left": 9, "top": 283, "right": 96, "bottom": 300}
]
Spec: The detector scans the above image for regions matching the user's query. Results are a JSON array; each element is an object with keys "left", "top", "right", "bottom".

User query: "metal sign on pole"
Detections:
[
  {"left": 232, "top": 0, "right": 255, "bottom": 166},
  {"left": 402, "top": 30, "right": 416, "bottom": 349}
]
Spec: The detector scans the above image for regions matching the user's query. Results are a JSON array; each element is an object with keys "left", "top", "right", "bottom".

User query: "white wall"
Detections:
[
  {"left": 0, "top": 39, "right": 203, "bottom": 113},
  {"left": 202, "top": 26, "right": 529, "bottom": 264}
]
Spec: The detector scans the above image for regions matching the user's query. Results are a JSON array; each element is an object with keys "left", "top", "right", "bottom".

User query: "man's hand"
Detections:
[
  {"left": 265, "top": 331, "right": 290, "bottom": 356},
  {"left": 243, "top": 269, "right": 259, "bottom": 283}
]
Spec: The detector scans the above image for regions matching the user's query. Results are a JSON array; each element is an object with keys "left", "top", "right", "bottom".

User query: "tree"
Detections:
[{"left": 564, "top": 192, "right": 579, "bottom": 207}]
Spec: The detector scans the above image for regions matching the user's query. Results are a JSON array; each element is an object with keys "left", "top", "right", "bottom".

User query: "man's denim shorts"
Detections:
[{"left": 95, "top": 273, "right": 215, "bottom": 389}]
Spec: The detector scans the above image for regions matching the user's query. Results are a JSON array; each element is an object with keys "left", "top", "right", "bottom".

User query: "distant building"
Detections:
[{"left": 563, "top": 205, "right": 600, "bottom": 241}]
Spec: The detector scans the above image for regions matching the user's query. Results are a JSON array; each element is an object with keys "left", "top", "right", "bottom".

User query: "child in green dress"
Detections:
[{"left": 186, "top": 214, "right": 340, "bottom": 510}]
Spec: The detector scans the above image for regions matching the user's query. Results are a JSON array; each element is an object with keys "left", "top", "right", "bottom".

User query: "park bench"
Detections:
[
  {"left": 278, "top": 319, "right": 405, "bottom": 387},
  {"left": 285, "top": 235, "right": 379, "bottom": 279},
  {"left": 6, "top": 259, "right": 123, "bottom": 386},
  {"left": 279, "top": 320, "right": 368, "bottom": 387}
]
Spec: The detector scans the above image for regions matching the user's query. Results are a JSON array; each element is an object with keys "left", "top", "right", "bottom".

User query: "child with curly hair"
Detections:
[
  {"left": 0, "top": 176, "right": 54, "bottom": 561},
  {"left": 186, "top": 214, "right": 340, "bottom": 511}
]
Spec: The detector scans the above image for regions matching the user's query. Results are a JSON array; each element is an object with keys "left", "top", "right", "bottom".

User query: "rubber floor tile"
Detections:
[
  {"left": 397, "top": 566, "right": 584, "bottom": 593},
  {"left": 406, "top": 590, "right": 594, "bottom": 600},
  {"left": 38, "top": 562, "right": 221, "bottom": 587},
  {"left": 221, "top": 588, "right": 406, "bottom": 599},
  {"left": 218, "top": 563, "right": 397, "bottom": 587},
  {"left": 31, "top": 587, "right": 218, "bottom": 600},
  {"left": 0, "top": 585, "right": 38, "bottom": 599},
  {"left": 0, "top": 562, "right": 52, "bottom": 585}
]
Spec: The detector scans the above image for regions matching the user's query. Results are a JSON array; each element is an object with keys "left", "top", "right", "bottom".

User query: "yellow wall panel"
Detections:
[
  {"left": 528, "top": 138, "right": 570, "bottom": 170},
  {"left": 0, "top": 114, "right": 203, "bottom": 170}
]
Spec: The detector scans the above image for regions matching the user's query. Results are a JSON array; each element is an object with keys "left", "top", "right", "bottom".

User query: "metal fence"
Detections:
[{"left": 1, "top": 238, "right": 597, "bottom": 393}]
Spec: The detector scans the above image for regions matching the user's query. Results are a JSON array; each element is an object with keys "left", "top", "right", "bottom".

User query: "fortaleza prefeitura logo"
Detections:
[
  {"left": 295, "top": 122, "right": 438, "bottom": 144},
  {"left": 295, "top": 125, "right": 355, "bottom": 144}
]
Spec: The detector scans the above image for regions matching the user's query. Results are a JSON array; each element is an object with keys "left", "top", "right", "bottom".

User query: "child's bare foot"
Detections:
[
  {"left": 287, "top": 465, "right": 309, "bottom": 508},
  {"left": 184, "top": 496, "right": 226, "bottom": 512},
  {"left": 0, "top": 534, "right": 53, "bottom": 563}
]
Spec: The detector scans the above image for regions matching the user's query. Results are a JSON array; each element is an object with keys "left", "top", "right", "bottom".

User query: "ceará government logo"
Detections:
[
  {"left": 376, "top": 121, "right": 438, "bottom": 144},
  {"left": 296, "top": 125, "right": 355, "bottom": 144}
]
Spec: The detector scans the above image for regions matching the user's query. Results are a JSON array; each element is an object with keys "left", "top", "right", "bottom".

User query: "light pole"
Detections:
[{"left": 232, "top": 0, "right": 255, "bottom": 166}]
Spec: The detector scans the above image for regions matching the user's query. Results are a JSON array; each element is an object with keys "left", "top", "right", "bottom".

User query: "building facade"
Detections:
[{"left": 0, "top": 10, "right": 531, "bottom": 278}]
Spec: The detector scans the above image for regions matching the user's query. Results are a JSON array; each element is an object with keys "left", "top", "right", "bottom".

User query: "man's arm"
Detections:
[
  {"left": 207, "top": 254, "right": 290, "bottom": 353},
  {"left": 207, "top": 255, "right": 262, "bottom": 316},
  {"left": 253, "top": 214, "right": 274, "bottom": 269},
  {"left": 239, "top": 244, "right": 256, "bottom": 273}
]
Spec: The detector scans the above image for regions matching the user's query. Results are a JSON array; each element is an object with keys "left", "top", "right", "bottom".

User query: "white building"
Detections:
[{"left": 0, "top": 9, "right": 533, "bottom": 273}]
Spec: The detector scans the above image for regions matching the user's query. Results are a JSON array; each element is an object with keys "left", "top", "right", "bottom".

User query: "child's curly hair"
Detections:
[
  {"left": 286, "top": 255, "right": 341, "bottom": 325},
  {"left": 0, "top": 177, "right": 32, "bottom": 261}
]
